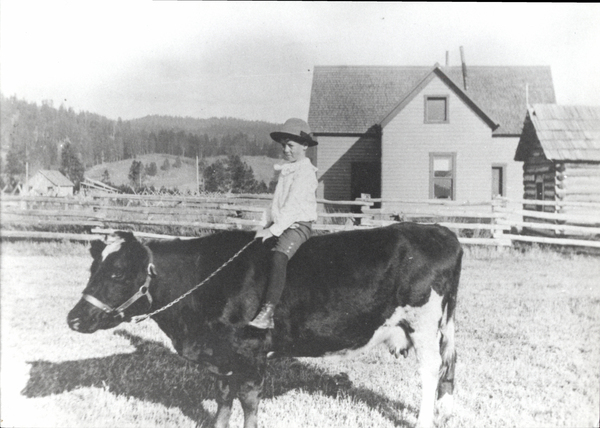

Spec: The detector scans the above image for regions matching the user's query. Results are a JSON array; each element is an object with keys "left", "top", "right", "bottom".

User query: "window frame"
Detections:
[
  {"left": 424, "top": 95, "right": 450, "bottom": 124},
  {"left": 492, "top": 163, "right": 507, "bottom": 198},
  {"left": 429, "top": 152, "right": 456, "bottom": 200}
]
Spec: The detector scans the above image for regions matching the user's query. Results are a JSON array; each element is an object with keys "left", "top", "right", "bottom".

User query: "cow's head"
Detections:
[{"left": 67, "top": 231, "right": 155, "bottom": 333}]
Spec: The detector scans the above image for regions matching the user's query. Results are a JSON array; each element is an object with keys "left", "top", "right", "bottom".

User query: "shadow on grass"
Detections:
[{"left": 22, "top": 330, "right": 415, "bottom": 427}]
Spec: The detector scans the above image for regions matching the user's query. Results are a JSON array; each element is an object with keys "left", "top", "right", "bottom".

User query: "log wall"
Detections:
[
  {"left": 522, "top": 153, "right": 600, "bottom": 223},
  {"left": 555, "top": 161, "right": 600, "bottom": 215},
  {"left": 522, "top": 148, "right": 555, "bottom": 214}
]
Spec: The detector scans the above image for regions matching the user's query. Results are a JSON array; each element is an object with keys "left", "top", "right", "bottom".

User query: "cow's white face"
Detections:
[
  {"left": 102, "top": 235, "right": 125, "bottom": 260},
  {"left": 67, "top": 232, "right": 151, "bottom": 333}
]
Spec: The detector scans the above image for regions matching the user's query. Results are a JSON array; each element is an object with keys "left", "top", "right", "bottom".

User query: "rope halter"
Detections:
[{"left": 82, "top": 262, "right": 155, "bottom": 319}]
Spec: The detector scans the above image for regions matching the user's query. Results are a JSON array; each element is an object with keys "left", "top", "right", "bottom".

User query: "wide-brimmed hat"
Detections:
[{"left": 270, "top": 118, "right": 318, "bottom": 147}]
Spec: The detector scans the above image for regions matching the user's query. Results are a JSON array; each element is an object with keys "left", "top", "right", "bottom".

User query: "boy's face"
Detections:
[{"left": 281, "top": 139, "right": 307, "bottom": 162}]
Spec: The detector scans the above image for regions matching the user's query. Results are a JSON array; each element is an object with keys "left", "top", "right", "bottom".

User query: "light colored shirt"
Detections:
[{"left": 268, "top": 157, "right": 318, "bottom": 236}]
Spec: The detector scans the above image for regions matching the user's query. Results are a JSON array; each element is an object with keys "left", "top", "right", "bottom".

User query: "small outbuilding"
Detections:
[
  {"left": 514, "top": 104, "right": 600, "bottom": 216},
  {"left": 27, "top": 170, "right": 74, "bottom": 196}
]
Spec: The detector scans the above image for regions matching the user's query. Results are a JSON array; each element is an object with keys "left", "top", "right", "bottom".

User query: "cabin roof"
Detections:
[
  {"left": 515, "top": 104, "right": 600, "bottom": 162},
  {"left": 37, "top": 170, "right": 74, "bottom": 186}
]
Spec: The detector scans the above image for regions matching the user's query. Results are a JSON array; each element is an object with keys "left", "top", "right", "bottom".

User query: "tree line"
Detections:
[
  {"left": 1, "top": 94, "right": 282, "bottom": 189},
  {"left": 111, "top": 155, "right": 277, "bottom": 195}
]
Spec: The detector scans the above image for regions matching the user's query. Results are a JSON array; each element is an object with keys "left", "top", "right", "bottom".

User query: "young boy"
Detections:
[{"left": 249, "top": 118, "right": 318, "bottom": 329}]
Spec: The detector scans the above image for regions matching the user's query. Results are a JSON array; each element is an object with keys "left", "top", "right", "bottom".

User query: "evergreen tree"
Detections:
[
  {"left": 268, "top": 172, "right": 279, "bottom": 193},
  {"left": 202, "top": 156, "right": 271, "bottom": 194},
  {"left": 145, "top": 162, "right": 158, "bottom": 176},
  {"left": 101, "top": 169, "right": 111, "bottom": 184},
  {"left": 267, "top": 142, "right": 283, "bottom": 159},
  {"left": 1, "top": 95, "right": 281, "bottom": 170},
  {"left": 59, "top": 141, "right": 85, "bottom": 189},
  {"left": 203, "top": 160, "right": 231, "bottom": 192},
  {"left": 5, "top": 142, "right": 26, "bottom": 177},
  {"left": 255, "top": 181, "right": 269, "bottom": 194},
  {"left": 160, "top": 158, "right": 170, "bottom": 171},
  {"left": 229, "top": 155, "right": 259, "bottom": 193},
  {"left": 128, "top": 160, "right": 145, "bottom": 187}
]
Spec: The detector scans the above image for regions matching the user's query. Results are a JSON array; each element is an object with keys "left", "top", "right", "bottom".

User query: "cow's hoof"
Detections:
[{"left": 437, "top": 393, "right": 454, "bottom": 418}]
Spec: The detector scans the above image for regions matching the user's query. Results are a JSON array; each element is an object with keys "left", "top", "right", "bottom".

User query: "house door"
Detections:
[{"left": 351, "top": 162, "right": 381, "bottom": 212}]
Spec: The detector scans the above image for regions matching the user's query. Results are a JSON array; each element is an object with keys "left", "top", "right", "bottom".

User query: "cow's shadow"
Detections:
[{"left": 22, "top": 330, "right": 415, "bottom": 427}]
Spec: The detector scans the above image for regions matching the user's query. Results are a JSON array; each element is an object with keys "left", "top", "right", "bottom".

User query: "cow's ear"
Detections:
[{"left": 90, "top": 239, "right": 106, "bottom": 262}]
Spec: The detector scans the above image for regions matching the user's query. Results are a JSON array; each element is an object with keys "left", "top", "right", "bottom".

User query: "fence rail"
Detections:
[{"left": 1, "top": 194, "right": 599, "bottom": 248}]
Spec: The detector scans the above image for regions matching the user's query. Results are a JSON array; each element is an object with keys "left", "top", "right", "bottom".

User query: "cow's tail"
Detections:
[{"left": 437, "top": 248, "right": 461, "bottom": 402}]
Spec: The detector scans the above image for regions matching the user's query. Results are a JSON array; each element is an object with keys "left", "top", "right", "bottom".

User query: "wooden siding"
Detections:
[
  {"left": 315, "top": 135, "right": 380, "bottom": 201},
  {"left": 489, "top": 136, "right": 522, "bottom": 200},
  {"left": 381, "top": 77, "right": 493, "bottom": 210}
]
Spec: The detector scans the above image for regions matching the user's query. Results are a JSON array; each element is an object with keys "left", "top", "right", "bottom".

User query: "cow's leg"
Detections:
[
  {"left": 214, "top": 376, "right": 237, "bottom": 428},
  {"left": 409, "top": 293, "right": 444, "bottom": 428},
  {"left": 412, "top": 328, "right": 441, "bottom": 428},
  {"left": 437, "top": 314, "right": 456, "bottom": 418},
  {"left": 237, "top": 373, "right": 264, "bottom": 428}
]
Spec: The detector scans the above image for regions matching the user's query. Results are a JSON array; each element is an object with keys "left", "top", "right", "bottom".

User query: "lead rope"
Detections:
[{"left": 131, "top": 238, "right": 257, "bottom": 324}]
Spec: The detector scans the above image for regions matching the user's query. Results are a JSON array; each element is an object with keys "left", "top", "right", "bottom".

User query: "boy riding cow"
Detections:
[{"left": 249, "top": 118, "right": 318, "bottom": 329}]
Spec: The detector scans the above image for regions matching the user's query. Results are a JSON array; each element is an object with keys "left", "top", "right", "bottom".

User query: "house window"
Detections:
[
  {"left": 430, "top": 153, "right": 456, "bottom": 200},
  {"left": 492, "top": 164, "right": 506, "bottom": 198},
  {"left": 425, "top": 96, "right": 449, "bottom": 123}
]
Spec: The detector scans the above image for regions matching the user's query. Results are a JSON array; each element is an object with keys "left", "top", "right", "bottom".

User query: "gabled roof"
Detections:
[
  {"left": 515, "top": 104, "right": 600, "bottom": 162},
  {"left": 380, "top": 65, "right": 498, "bottom": 131},
  {"left": 37, "top": 170, "right": 74, "bottom": 186},
  {"left": 308, "top": 65, "right": 555, "bottom": 136}
]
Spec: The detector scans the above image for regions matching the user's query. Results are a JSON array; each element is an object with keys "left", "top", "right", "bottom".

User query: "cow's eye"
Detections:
[{"left": 111, "top": 271, "right": 125, "bottom": 280}]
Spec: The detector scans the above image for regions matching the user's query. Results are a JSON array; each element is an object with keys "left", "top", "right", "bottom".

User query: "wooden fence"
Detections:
[{"left": 1, "top": 194, "right": 599, "bottom": 249}]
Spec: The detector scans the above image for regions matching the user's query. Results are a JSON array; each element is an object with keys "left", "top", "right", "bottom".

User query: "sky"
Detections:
[{"left": 1, "top": 2, "right": 599, "bottom": 124}]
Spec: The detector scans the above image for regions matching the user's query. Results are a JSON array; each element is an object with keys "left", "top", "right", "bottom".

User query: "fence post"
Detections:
[
  {"left": 491, "top": 197, "right": 502, "bottom": 240},
  {"left": 356, "top": 195, "right": 375, "bottom": 227},
  {"left": 260, "top": 208, "right": 267, "bottom": 228},
  {"left": 492, "top": 197, "right": 511, "bottom": 248}
]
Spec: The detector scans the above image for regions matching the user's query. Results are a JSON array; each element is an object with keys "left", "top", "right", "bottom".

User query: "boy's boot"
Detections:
[
  {"left": 248, "top": 303, "right": 275, "bottom": 329},
  {"left": 249, "top": 251, "right": 288, "bottom": 329}
]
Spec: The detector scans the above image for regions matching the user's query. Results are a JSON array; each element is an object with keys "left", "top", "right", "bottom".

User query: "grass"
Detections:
[
  {"left": 85, "top": 154, "right": 280, "bottom": 192},
  {"left": 1, "top": 241, "right": 599, "bottom": 428}
]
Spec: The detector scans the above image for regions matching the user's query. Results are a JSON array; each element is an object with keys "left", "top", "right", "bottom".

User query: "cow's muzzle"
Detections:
[
  {"left": 68, "top": 264, "right": 155, "bottom": 332},
  {"left": 67, "top": 300, "right": 110, "bottom": 333}
]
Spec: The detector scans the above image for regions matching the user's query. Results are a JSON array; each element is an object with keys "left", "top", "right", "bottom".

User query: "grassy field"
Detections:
[
  {"left": 85, "top": 154, "right": 280, "bottom": 192},
  {"left": 1, "top": 241, "right": 599, "bottom": 428}
]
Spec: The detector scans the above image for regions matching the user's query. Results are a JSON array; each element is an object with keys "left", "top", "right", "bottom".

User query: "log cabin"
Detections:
[{"left": 514, "top": 104, "right": 600, "bottom": 220}]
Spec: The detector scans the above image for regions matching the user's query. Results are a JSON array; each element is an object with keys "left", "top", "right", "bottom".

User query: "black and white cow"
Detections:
[{"left": 67, "top": 223, "right": 462, "bottom": 428}]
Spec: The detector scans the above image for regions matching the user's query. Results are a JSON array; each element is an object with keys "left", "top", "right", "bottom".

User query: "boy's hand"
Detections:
[{"left": 255, "top": 228, "right": 274, "bottom": 242}]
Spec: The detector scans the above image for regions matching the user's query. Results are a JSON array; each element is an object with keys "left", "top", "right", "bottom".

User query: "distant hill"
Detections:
[
  {"left": 129, "top": 115, "right": 278, "bottom": 141},
  {"left": 86, "top": 154, "right": 281, "bottom": 192},
  {"left": 1, "top": 94, "right": 283, "bottom": 182}
]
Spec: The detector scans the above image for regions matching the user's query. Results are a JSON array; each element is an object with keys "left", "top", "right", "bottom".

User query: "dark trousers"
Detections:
[
  {"left": 264, "top": 221, "right": 312, "bottom": 306},
  {"left": 265, "top": 251, "right": 288, "bottom": 305}
]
